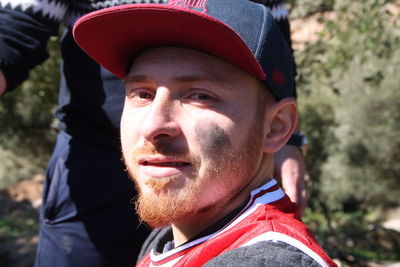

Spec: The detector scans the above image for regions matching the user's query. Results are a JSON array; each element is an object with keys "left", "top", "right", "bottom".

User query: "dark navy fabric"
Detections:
[
  {"left": 0, "top": 4, "right": 150, "bottom": 266},
  {"left": 0, "top": 5, "right": 126, "bottom": 148},
  {"left": 0, "top": 6, "right": 59, "bottom": 91},
  {"left": 36, "top": 130, "right": 149, "bottom": 267},
  {"left": 57, "top": 29, "right": 126, "bottom": 149}
]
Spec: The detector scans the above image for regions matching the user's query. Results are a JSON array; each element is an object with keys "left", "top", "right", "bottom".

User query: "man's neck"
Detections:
[{"left": 171, "top": 155, "right": 274, "bottom": 247}]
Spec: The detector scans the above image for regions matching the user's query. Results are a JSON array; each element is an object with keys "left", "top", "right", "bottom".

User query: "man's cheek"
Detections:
[{"left": 195, "top": 120, "right": 231, "bottom": 158}]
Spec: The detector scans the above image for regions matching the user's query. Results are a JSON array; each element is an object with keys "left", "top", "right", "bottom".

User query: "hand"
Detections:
[
  {"left": 274, "top": 144, "right": 307, "bottom": 217},
  {"left": 0, "top": 70, "right": 6, "bottom": 95}
]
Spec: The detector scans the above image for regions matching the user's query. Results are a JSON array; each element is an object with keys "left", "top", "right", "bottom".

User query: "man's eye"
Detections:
[
  {"left": 126, "top": 89, "right": 152, "bottom": 99},
  {"left": 138, "top": 92, "right": 153, "bottom": 99},
  {"left": 189, "top": 93, "right": 215, "bottom": 101},
  {"left": 126, "top": 89, "right": 154, "bottom": 106}
]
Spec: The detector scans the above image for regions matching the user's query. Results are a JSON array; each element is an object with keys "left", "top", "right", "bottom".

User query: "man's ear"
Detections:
[{"left": 262, "top": 98, "right": 298, "bottom": 153}]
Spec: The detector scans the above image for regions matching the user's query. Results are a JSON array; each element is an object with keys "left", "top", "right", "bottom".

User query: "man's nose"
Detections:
[{"left": 140, "top": 90, "right": 181, "bottom": 143}]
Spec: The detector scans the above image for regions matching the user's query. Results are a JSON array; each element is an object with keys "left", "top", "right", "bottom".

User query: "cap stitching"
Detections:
[{"left": 254, "top": 5, "right": 268, "bottom": 60}]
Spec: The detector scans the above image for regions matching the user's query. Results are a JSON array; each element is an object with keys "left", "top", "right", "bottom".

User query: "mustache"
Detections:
[
  {"left": 124, "top": 140, "right": 201, "bottom": 174},
  {"left": 133, "top": 139, "right": 188, "bottom": 157}
]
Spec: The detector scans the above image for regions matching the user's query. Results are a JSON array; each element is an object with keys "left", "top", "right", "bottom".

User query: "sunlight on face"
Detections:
[{"left": 121, "top": 47, "right": 267, "bottom": 227}]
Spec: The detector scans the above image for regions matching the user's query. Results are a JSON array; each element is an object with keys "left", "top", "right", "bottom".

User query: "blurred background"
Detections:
[{"left": 0, "top": 0, "right": 399, "bottom": 266}]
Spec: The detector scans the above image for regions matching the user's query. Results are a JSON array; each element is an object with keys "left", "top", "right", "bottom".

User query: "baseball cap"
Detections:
[{"left": 73, "top": 0, "right": 294, "bottom": 99}]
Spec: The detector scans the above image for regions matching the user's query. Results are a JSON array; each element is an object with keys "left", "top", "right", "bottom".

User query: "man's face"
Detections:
[{"left": 121, "top": 47, "right": 267, "bottom": 227}]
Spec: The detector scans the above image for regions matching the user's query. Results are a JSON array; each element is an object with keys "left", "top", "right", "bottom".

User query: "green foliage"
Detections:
[
  {"left": 303, "top": 210, "right": 400, "bottom": 264},
  {"left": 295, "top": 0, "right": 400, "bottom": 212},
  {"left": 286, "top": 0, "right": 335, "bottom": 17},
  {"left": 292, "top": 4, "right": 400, "bottom": 263},
  {"left": 0, "top": 36, "right": 60, "bottom": 188}
]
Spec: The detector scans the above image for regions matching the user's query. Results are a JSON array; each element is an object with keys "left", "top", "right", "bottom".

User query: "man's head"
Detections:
[
  {"left": 73, "top": 0, "right": 297, "bottom": 228},
  {"left": 120, "top": 46, "right": 297, "bottom": 227}
]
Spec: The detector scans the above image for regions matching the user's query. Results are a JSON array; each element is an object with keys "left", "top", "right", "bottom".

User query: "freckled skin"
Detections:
[{"left": 195, "top": 120, "right": 231, "bottom": 156}]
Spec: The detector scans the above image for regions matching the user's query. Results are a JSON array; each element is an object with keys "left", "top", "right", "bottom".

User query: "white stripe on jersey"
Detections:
[
  {"left": 149, "top": 255, "right": 182, "bottom": 267},
  {"left": 217, "top": 180, "right": 285, "bottom": 235},
  {"left": 240, "top": 231, "right": 328, "bottom": 267}
]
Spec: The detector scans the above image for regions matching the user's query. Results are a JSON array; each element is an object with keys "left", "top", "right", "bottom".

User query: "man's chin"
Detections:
[
  {"left": 144, "top": 177, "right": 174, "bottom": 194},
  {"left": 142, "top": 173, "right": 193, "bottom": 194},
  {"left": 136, "top": 193, "right": 195, "bottom": 228},
  {"left": 135, "top": 178, "right": 199, "bottom": 228}
]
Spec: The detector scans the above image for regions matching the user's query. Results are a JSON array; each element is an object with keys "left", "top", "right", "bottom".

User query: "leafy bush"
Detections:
[{"left": 295, "top": 0, "right": 400, "bottom": 211}]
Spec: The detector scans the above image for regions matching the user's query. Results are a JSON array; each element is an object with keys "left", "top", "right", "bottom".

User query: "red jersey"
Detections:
[{"left": 137, "top": 179, "right": 337, "bottom": 267}]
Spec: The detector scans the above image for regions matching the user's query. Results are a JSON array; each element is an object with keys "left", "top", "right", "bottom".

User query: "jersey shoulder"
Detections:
[{"left": 204, "top": 240, "right": 323, "bottom": 267}]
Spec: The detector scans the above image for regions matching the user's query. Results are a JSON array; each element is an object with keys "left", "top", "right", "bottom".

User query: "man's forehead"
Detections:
[{"left": 125, "top": 47, "right": 256, "bottom": 85}]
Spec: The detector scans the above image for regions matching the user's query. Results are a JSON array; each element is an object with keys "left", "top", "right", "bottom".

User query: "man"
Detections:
[{"left": 73, "top": 0, "right": 335, "bottom": 266}]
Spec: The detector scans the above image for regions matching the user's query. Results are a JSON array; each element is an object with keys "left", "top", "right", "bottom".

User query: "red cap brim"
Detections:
[{"left": 73, "top": 4, "right": 265, "bottom": 79}]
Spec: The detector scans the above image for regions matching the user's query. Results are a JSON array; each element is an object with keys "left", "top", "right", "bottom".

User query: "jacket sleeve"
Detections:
[{"left": 0, "top": 1, "right": 67, "bottom": 91}]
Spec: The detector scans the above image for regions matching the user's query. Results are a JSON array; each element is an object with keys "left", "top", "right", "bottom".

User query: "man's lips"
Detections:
[
  {"left": 138, "top": 157, "right": 190, "bottom": 166},
  {"left": 138, "top": 157, "right": 191, "bottom": 177}
]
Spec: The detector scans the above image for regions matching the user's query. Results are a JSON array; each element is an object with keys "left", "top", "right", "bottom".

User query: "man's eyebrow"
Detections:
[
  {"left": 173, "top": 73, "right": 227, "bottom": 84},
  {"left": 123, "top": 74, "right": 149, "bottom": 83},
  {"left": 123, "top": 73, "right": 228, "bottom": 85}
]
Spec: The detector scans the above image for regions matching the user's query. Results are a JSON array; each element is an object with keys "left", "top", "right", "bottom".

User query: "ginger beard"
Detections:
[
  {"left": 123, "top": 90, "right": 269, "bottom": 228},
  {"left": 124, "top": 116, "right": 263, "bottom": 228}
]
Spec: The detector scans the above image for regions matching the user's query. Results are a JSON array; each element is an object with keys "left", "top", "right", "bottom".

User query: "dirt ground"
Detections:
[{"left": 0, "top": 175, "right": 42, "bottom": 267}]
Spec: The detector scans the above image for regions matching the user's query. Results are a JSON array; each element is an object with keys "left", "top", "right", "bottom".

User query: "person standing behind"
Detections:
[
  {"left": 0, "top": 0, "right": 305, "bottom": 266},
  {"left": 0, "top": 1, "right": 158, "bottom": 266}
]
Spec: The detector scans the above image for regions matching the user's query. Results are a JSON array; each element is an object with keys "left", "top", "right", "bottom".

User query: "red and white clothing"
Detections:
[{"left": 137, "top": 179, "right": 337, "bottom": 267}]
